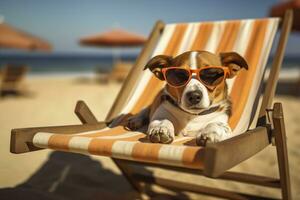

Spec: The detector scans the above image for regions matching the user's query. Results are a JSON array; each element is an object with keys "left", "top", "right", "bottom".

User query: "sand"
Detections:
[{"left": 0, "top": 76, "right": 299, "bottom": 199}]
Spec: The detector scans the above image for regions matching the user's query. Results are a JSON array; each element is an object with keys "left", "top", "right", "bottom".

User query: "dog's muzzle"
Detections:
[{"left": 185, "top": 90, "right": 203, "bottom": 105}]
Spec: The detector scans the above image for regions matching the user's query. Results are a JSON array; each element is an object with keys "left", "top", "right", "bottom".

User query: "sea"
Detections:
[
  {"left": 0, "top": 53, "right": 137, "bottom": 77},
  {"left": 0, "top": 53, "right": 299, "bottom": 79}
]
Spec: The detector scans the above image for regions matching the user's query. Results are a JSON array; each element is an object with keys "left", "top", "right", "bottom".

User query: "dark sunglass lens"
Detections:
[
  {"left": 199, "top": 68, "right": 225, "bottom": 86},
  {"left": 165, "top": 69, "right": 189, "bottom": 87}
]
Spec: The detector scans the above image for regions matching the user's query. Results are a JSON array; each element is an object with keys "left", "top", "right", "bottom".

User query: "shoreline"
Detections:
[
  {"left": 28, "top": 72, "right": 95, "bottom": 79},
  {"left": 26, "top": 67, "right": 300, "bottom": 81}
]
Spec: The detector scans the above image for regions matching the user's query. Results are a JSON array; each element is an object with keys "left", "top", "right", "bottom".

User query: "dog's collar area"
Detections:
[{"left": 161, "top": 94, "right": 220, "bottom": 116}]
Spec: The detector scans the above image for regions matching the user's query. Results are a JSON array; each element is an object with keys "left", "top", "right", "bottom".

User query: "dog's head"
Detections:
[{"left": 144, "top": 50, "right": 248, "bottom": 114}]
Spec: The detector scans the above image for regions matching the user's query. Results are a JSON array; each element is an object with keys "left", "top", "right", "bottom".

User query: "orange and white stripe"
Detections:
[{"left": 32, "top": 18, "right": 279, "bottom": 169}]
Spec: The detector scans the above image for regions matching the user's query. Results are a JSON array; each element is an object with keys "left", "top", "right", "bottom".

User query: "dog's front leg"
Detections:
[
  {"left": 196, "top": 122, "right": 231, "bottom": 146},
  {"left": 127, "top": 107, "right": 150, "bottom": 130},
  {"left": 148, "top": 119, "right": 175, "bottom": 144}
]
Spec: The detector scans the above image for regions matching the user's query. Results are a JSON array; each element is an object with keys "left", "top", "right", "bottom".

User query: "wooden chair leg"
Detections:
[
  {"left": 272, "top": 102, "right": 292, "bottom": 200},
  {"left": 74, "top": 101, "right": 146, "bottom": 195}
]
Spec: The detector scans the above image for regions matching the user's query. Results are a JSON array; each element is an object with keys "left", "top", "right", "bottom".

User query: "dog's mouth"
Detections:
[
  {"left": 187, "top": 105, "right": 204, "bottom": 110},
  {"left": 180, "top": 104, "right": 208, "bottom": 114},
  {"left": 182, "top": 103, "right": 221, "bottom": 115}
]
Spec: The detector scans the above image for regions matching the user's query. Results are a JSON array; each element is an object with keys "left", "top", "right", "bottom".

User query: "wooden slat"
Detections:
[
  {"left": 10, "top": 122, "right": 107, "bottom": 154},
  {"left": 258, "top": 10, "right": 293, "bottom": 120},
  {"left": 273, "top": 102, "right": 292, "bottom": 200},
  {"left": 133, "top": 174, "right": 280, "bottom": 200},
  {"left": 219, "top": 171, "right": 280, "bottom": 189},
  {"left": 204, "top": 127, "right": 271, "bottom": 178}
]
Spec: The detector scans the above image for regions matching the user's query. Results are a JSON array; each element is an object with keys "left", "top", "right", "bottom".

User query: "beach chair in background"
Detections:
[
  {"left": 10, "top": 11, "right": 293, "bottom": 200},
  {"left": 0, "top": 64, "right": 28, "bottom": 96},
  {"left": 95, "top": 61, "right": 131, "bottom": 83},
  {"left": 110, "top": 61, "right": 132, "bottom": 82}
]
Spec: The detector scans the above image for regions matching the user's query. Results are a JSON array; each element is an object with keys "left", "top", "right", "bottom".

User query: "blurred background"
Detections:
[{"left": 0, "top": 0, "right": 299, "bottom": 199}]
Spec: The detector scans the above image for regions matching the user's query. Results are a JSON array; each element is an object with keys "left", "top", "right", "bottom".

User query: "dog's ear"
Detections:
[
  {"left": 144, "top": 55, "right": 173, "bottom": 80},
  {"left": 220, "top": 52, "right": 248, "bottom": 78}
]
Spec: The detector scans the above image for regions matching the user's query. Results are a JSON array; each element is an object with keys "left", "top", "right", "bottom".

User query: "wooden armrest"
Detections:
[
  {"left": 203, "top": 126, "right": 271, "bottom": 178},
  {"left": 10, "top": 122, "right": 107, "bottom": 154},
  {"left": 75, "top": 100, "right": 99, "bottom": 124}
]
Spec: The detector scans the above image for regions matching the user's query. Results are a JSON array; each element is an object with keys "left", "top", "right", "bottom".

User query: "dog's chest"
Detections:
[
  {"left": 151, "top": 101, "right": 228, "bottom": 136},
  {"left": 181, "top": 112, "right": 226, "bottom": 136}
]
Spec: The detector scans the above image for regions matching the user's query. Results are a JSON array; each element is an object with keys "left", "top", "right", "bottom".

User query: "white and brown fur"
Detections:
[{"left": 127, "top": 50, "right": 248, "bottom": 146}]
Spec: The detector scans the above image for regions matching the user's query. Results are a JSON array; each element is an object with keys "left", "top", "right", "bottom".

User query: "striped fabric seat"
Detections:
[{"left": 33, "top": 18, "right": 279, "bottom": 169}]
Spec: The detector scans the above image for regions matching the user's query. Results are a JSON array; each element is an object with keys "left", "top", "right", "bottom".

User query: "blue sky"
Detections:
[{"left": 0, "top": 0, "right": 299, "bottom": 55}]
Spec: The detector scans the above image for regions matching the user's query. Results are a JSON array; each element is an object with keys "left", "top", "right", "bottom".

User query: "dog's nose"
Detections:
[{"left": 186, "top": 91, "right": 202, "bottom": 105}]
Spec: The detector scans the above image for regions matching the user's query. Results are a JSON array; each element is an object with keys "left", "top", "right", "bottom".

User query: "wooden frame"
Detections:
[{"left": 10, "top": 11, "right": 293, "bottom": 200}]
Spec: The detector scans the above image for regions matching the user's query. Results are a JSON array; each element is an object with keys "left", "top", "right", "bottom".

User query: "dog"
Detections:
[{"left": 126, "top": 50, "right": 248, "bottom": 146}]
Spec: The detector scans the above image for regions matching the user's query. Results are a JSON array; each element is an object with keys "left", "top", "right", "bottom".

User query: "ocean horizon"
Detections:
[
  {"left": 0, "top": 53, "right": 137, "bottom": 75},
  {"left": 0, "top": 53, "right": 299, "bottom": 77}
]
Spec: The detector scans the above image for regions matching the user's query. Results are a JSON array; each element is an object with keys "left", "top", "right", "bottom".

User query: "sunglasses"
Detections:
[{"left": 161, "top": 66, "right": 230, "bottom": 88}]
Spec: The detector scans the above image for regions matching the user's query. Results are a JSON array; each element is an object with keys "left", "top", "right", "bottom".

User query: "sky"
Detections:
[{"left": 0, "top": 0, "right": 299, "bottom": 55}]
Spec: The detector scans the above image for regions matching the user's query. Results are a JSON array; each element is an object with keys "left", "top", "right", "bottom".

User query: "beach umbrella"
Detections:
[
  {"left": 0, "top": 22, "right": 52, "bottom": 51},
  {"left": 269, "top": 0, "right": 300, "bottom": 31},
  {"left": 79, "top": 28, "right": 146, "bottom": 65},
  {"left": 80, "top": 28, "right": 146, "bottom": 47}
]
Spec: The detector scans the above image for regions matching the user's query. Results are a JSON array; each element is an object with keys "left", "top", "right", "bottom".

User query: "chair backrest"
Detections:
[
  {"left": 111, "top": 18, "right": 279, "bottom": 134},
  {"left": 1, "top": 64, "right": 28, "bottom": 83}
]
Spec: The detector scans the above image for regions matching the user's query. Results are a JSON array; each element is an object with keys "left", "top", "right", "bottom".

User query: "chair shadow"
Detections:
[{"left": 0, "top": 151, "right": 190, "bottom": 200}]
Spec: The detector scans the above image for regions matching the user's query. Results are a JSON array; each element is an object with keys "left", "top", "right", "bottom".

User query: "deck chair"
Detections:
[
  {"left": 0, "top": 64, "right": 28, "bottom": 96},
  {"left": 96, "top": 61, "right": 132, "bottom": 83},
  {"left": 10, "top": 11, "right": 293, "bottom": 200},
  {"left": 110, "top": 61, "right": 132, "bottom": 82}
]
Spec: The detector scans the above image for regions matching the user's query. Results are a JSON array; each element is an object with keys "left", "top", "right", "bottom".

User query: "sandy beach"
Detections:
[{"left": 0, "top": 75, "right": 299, "bottom": 199}]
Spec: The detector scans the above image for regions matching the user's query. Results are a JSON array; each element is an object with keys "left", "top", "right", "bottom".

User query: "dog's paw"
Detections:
[
  {"left": 127, "top": 115, "right": 147, "bottom": 130},
  {"left": 147, "top": 120, "right": 175, "bottom": 144},
  {"left": 196, "top": 122, "right": 231, "bottom": 146}
]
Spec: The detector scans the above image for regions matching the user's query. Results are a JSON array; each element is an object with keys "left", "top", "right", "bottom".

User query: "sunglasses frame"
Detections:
[{"left": 161, "top": 66, "right": 230, "bottom": 88}]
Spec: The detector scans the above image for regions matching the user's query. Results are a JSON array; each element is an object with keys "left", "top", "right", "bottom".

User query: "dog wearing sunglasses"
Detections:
[{"left": 127, "top": 50, "right": 248, "bottom": 146}]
